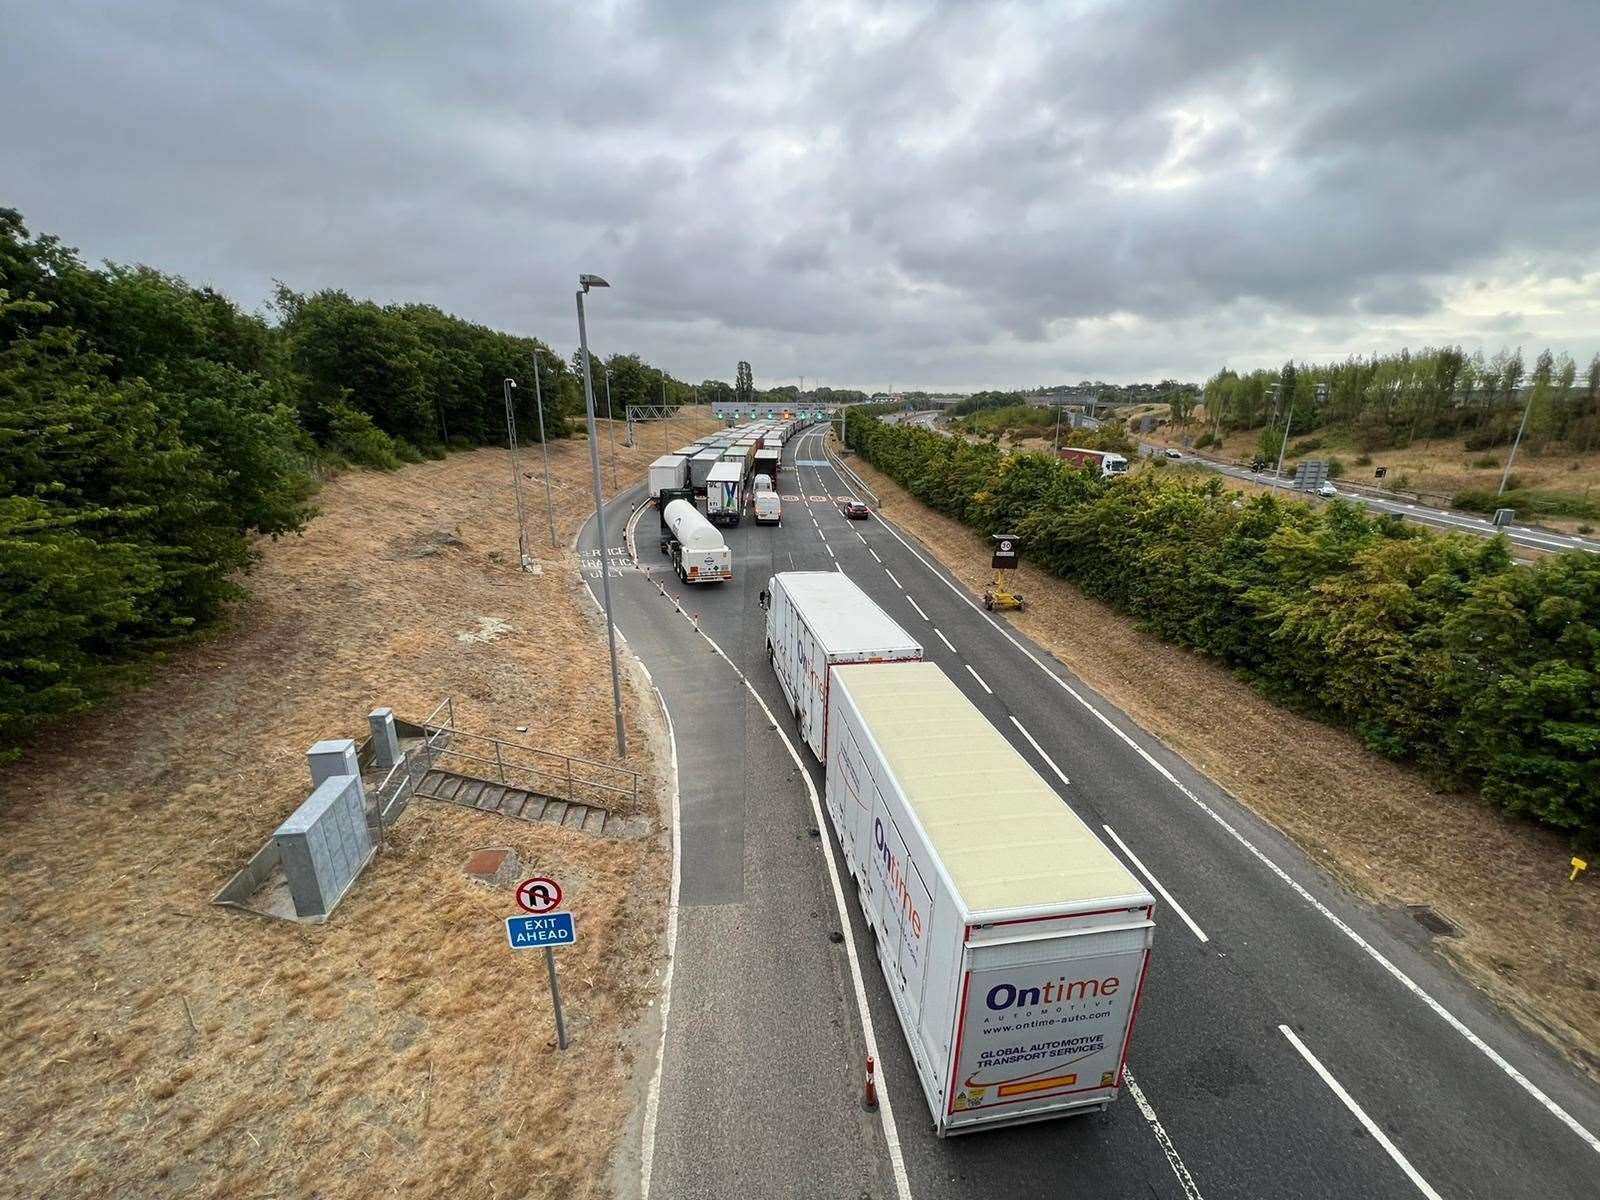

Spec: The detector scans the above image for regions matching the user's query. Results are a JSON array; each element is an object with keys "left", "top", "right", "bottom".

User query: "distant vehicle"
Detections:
[
  {"left": 1164, "top": 448, "right": 1183, "bottom": 460},
  {"left": 1316, "top": 482, "right": 1338, "bottom": 497},
  {"left": 753, "top": 473, "right": 773, "bottom": 493},
  {"left": 1250, "top": 458, "right": 1270, "bottom": 473},
  {"left": 840, "top": 499, "right": 871, "bottom": 520},
  {"left": 660, "top": 498, "right": 731, "bottom": 583},
  {"left": 825, "top": 660, "right": 1154, "bottom": 1135},
  {"left": 1058, "top": 447, "right": 1130, "bottom": 477},
  {"left": 753, "top": 489, "right": 782, "bottom": 526},
  {"left": 764, "top": 571, "right": 921, "bottom": 760},
  {"left": 648, "top": 454, "right": 689, "bottom": 503}
]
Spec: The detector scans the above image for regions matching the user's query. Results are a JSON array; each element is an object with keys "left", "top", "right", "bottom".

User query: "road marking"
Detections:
[
  {"left": 855, "top": 530, "right": 867, "bottom": 544},
  {"left": 934, "top": 627, "right": 956, "bottom": 654},
  {"left": 639, "top": 683, "right": 682, "bottom": 1200},
  {"left": 869, "top": 548, "right": 882, "bottom": 563},
  {"left": 964, "top": 662, "right": 992, "bottom": 693},
  {"left": 907, "top": 595, "right": 930, "bottom": 622},
  {"left": 817, "top": 528, "right": 826, "bottom": 541},
  {"left": 1007, "top": 716, "right": 1070, "bottom": 788},
  {"left": 1279, "top": 1025, "right": 1443, "bottom": 1200},
  {"left": 826, "top": 544, "right": 835, "bottom": 559},
  {"left": 884, "top": 569, "right": 903, "bottom": 589},
  {"left": 689, "top": 610, "right": 913, "bottom": 1200},
  {"left": 1102, "top": 825, "right": 1208, "bottom": 944},
  {"left": 813, "top": 437, "right": 1600, "bottom": 1156},
  {"left": 1125, "top": 1067, "right": 1205, "bottom": 1200}
]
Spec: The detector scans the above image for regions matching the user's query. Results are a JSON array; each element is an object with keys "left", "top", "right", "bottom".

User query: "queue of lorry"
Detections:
[
  {"left": 648, "top": 417, "right": 804, "bottom": 582},
  {"left": 762, "top": 570, "right": 1155, "bottom": 1135}
]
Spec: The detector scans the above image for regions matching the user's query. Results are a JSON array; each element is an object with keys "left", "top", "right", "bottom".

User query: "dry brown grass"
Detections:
[
  {"left": 0, "top": 411, "right": 718, "bottom": 1200},
  {"left": 838, "top": 437, "right": 1600, "bottom": 1081}
]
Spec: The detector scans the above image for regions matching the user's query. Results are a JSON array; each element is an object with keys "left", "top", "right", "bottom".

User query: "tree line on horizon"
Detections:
[{"left": 0, "top": 206, "right": 734, "bottom": 757}]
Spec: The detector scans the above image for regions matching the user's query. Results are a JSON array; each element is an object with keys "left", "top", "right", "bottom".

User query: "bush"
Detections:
[
  {"left": 844, "top": 412, "right": 1600, "bottom": 844},
  {"left": 392, "top": 438, "right": 425, "bottom": 465},
  {"left": 1471, "top": 456, "right": 1498, "bottom": 469},
  {"left": 1291, "top": 437, "right": 1324, "bottom": 454},
  {"left": 1326, "top": 457, "right": 1346, "bottom": 479},
  {"left": 1194, "top": 431, "right": 1216, "bottom": 449},
  {"left": 1454, "top": 488, "right": 1600, "bottom": 520},
  {"left": 328, "top": 404, "right": 403, "bottom": 469},
  {"left": 1355, "top": 454, "right": 1372, "bottom": 467}
]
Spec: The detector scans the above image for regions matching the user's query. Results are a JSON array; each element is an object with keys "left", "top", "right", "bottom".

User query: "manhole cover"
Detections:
[
  {"left": 1407, "top": 905, "right": 1457, "bottom": 938},
  {"left": 464, "top": 847, "right": 521, "bottom": 886}
]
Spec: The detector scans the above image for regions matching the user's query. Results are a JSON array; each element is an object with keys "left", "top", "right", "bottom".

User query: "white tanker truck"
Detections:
[{"left": 659, "top": 498, "right": 733, "bottom": 584}]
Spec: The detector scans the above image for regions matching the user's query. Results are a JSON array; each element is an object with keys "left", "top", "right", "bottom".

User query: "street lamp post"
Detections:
[
  {"left": 530, "top": 349, "right": 558, "bottom": 548},
  {"left": 502, "top": 378, "right": 530, "bottom": 569},
  {"left": 576, "top": 274, "right": 627, "bottom": 760},
  {"left": 1498, "top": 384, "right": 1535, "bottom": 497},
  {"left": 603, "top": 368, "right": 619, "bottom": 494},
  {"left": 1053, "top": 402, "right": 1064, "bottom": 454}
]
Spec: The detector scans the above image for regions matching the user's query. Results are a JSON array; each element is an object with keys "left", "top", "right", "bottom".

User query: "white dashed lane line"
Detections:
[
  {"left": 1006, "top": 715, "right": 1071, "bottom": 789},
  {"left": 826, "top": 544, "right": 836, "bottom": 559},
  {"left": 1102, "top": 825, "right": 1209, "bottom": 944},
  {"left": 964, "top": 662, "right": 992, "bottom": 693},
  {"left": 884, "top": 569, "right": 903, "bottom": 589},
  {"left": 907, "top": 595, "right": 930, "bottom": 622},
  {"left": 934, "top": 628, "right": 956, "bottom": 654},
  {"left": 855, "top": 531, "right": 867, "bottom": 544},
  {"left": 1279, "top": 1026, "right": 1443, "bottom": 1200},
  {"left": 869, "top": 548, "right": 882, "bottom": 563}
]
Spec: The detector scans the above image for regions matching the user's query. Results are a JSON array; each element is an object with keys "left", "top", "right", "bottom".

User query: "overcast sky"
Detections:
[{"left": 4, "top": 1, "right": 1597, "bottom": 390}]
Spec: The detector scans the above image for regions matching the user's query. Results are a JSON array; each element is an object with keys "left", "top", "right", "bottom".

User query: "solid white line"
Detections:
[
  {"left": 869, "top": 548, "right": 882, "bottom": 563},
  {"left": 1125, "top": 1067, "right": 1205, "bottom": 1200},
  {"left": 964, "top": 662, "right": 992, "bottom": 693},
  {"left": 884, "top": 569, "right": 903, "bottom": 589},
  {"left": 907, "top": 595, "right": 930, "bottom": 622},
  {"left": 1279, "top": 1025, "right": 1444, "bottom": 1200},
  {"left": 691, "top": 619, "right": 913, "bottom": 1200},
  {"left": 934, "top": 628, "right": 956, "bottom": 654},
  {"left": 1102, "top": 825, "right": 1209, "bottom": 944},
  {"left": 1007, "top": 715, "right": 1071, "bottom": 789},
  {"left": 639, "top": 684, "right": 683, "bottom": 1200},
  {"left": 815, "top": 438, "right": 1600, "bottom": 1156}
]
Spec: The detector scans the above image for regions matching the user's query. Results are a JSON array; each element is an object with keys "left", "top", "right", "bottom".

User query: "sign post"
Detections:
[{"left": 509, "top": 877, "right": 574, "bottom": 1050}]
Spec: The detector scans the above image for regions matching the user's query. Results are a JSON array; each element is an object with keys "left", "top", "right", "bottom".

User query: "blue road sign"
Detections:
[{"left": 506, "top": 912, "right": 576, "bottom": 949}]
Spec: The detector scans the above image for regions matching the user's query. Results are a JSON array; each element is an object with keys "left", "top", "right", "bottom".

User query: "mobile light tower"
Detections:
[{"left": 576, "top": 274, "right": 627, "bottom": 759}]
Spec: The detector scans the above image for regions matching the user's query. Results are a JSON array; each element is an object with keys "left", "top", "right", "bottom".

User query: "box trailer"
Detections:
[
  {"left": 1058, "top": 447, "right": 1129, "bottom": 478},
  {"left": 648, "top": 454, "right": 689, "bottom": 502},
  {"left": 825, "top": 660, "right": 1154, "bottom": 1136},
  {"left": 660, "top": 499, "right": 732, "bottom": 583},
  {"left": 705, "top": 461, "right": 745, "bottom": 527},
  {"left": 755, "top": 447, "right": 781, "bottom": 482},
  {"left": 765, "top": 571, "right": 922, "bottom": 761},
  {"left": 689, "top": 449, "right": 723, "bottom": 495}
]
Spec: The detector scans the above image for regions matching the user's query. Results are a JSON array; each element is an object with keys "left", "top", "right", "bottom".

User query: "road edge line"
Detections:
[{"left": 638, "top": 682, "right": 682, "bottom": 1200}]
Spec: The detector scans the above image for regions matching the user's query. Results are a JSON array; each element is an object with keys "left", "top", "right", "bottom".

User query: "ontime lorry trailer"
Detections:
[
  {"left": 660, "top": 498, "right": 732, "bottom": 583},
  {"left": 825, "top": 660, "right": 1155, "bottom": 1135},
  {"left": 1057, "top": 447, "right": 1129, "bottom": 477},
  {"left": 765, "top": 571, "right": 922, "bottom": 761}
]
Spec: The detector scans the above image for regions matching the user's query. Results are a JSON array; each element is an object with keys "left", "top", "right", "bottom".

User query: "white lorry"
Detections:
[
  {"left": 648, "top": 454, "right": 689, "bottom": 502},
  {"left": 705, "top": 461, "right": 745, "bottom": 527},
  {"left": 765, "top": 571, "right": 922, "bottom": 761},
  {"left": 825, "top": 660, "right": 1155, "bottom": 1135},
  {"left": 660, "top": 499, "right": 732, "bottom": 583},
  {"left": 689, "top": 449, "right": 723, "bottom": 495}
]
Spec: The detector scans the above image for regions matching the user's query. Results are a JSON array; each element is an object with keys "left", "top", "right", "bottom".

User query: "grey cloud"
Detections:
[{"left": 2, "top": 0, "right": 1596, "bottom": 389}]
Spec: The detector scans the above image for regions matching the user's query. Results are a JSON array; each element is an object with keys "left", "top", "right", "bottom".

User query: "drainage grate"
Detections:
[{"left": 1407, "top": 905, "right": 1458, "bottom": 938}]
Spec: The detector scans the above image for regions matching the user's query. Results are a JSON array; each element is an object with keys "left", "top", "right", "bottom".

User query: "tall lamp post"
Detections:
[
  {"left": 502, "top": 378, "right": 530, "bottom": 568},
  {"left": 530, "top": 348, "right": 558, "bottom": 548},
  {"left": 576, "top": 274, "right": 627, "bottom": 759},
  {"left": 603, "top": 368, "right": 619, "bottom": 494}
]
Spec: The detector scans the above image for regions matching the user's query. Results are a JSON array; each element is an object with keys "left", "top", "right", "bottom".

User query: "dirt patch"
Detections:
[
  {"left": 0, "top": 411, "right": 718, "bottom": 1199},
  {"left": 837, "top": 436, "right": 1600, "bottom": 1081}
]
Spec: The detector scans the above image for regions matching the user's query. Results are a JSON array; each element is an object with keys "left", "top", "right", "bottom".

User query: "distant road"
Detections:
[{"left": 1142, "top": 445, "right": 1600, "bottom": 556}]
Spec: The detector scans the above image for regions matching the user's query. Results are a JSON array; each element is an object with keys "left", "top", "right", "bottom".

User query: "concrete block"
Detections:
[
  {"left": 274, "top": 774, "right": 374, "bottom": 920},
  {"left": 368, "top": 707, "right": 401, "bottom": 769}
]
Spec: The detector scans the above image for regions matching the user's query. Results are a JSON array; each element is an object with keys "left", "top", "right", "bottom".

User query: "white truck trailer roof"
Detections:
[
  {"left": 777, "top": 572, "right": 922, "bottom": 659},
  {"left": 834, "top": 660, "right": 1146, "bottom": 917}
]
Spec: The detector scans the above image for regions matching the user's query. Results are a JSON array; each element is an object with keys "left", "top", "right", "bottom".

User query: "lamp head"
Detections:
[{"left": 579, "top": 273, "right": 610, "bottom": 292}]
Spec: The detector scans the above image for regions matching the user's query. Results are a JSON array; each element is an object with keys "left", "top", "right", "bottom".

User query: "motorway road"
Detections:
[
  {"left": 1139, "top": 444, "right": 1600, "bottom": 556},
  {"left": 580, "top": 425, "right": 1600, "bottom": 1199}
]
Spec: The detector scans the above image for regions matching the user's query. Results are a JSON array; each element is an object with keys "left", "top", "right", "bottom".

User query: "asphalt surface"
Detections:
[{"left": 580, "top": 424, "right": 1600, "bottom": 1199}]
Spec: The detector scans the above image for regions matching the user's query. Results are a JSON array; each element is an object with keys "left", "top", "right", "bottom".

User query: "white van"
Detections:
[{"left": 753, "top": 490, "right": 782, "bottom": 525}]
